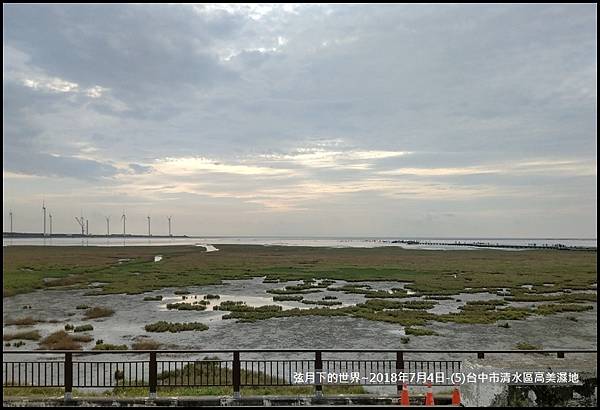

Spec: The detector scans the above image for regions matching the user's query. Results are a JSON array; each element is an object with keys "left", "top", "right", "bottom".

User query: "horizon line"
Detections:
[{"left": 2, "top": 232, "right": 597, "bottom": 241}]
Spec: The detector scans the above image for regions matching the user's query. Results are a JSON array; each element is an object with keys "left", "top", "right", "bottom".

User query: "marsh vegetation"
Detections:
[
  {"left": 3, "top": 330, "right": 41, "bottom": 341},
  {"left": 131, "top": 339, "right": 162, "bottom": 350},
  {"left": 166, "top": 302, "right": 207, "bottom": 311},
  {"left": 143, "top": 295, "right": 163, "bottom": 301},
  {"left": 2, "top": 245, "right": 597, "bottom": 350},
  {"left": 144, "top": 321, "right": 209, "bottom": 333},
  {"left": 5, "top": 316, "right": 43, "bottom": 326},
  {"left": 84, "top": 307, "right": 115, "bottom": 319},
  {"left": 3, "top": 245, "right": 595, "bottom": 298},
  {"left": 38, "top": 331, "right": 92, "bottom": 350},
  {"left": 93, "top": 343, "right": 128, "bottom": 350}
]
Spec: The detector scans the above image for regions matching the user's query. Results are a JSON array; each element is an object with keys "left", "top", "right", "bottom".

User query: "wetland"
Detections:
[{"left": 3, "top": 244, "right": 596, "bottom": 353}]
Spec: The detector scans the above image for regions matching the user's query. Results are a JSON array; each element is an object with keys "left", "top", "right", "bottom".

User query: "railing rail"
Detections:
[{"left": 3, "top": 349, "right": 597, "bottom": 401}]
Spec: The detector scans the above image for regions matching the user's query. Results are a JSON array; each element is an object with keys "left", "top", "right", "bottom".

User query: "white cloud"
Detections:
[
  {"left": 85, "top": 85, "right": 108, "bottom": 98},
  {"left": 192, "top": 3, "right": 303, "bottom": 20},
  {"left": 379, "top": 159, "right": 596, "bottom": 177},
  {"left": 261, "top": 148, "right": 411, "bottom": 169},
  {"left": 152, "top": 156, "right": 295, "bottom": 176},
  {"left": 22, "top": 76, "right": 79, "bottom": 93}
]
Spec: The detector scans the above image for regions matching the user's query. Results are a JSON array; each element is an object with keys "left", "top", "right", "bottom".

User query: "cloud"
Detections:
[
  {"left": 378, "top": 159, "right": 597, "bottom": 177},
  {"left": 4, "top": 151, "right": 118, "bottom": 180},
  {"left": 260, "top": 148, "right": 411, "bottom": 169},
  {"left": 2, "top": 4, "right": 597, "bottom": 236},
  {"left": 128, "top": 163, "right": 153, "bottom": 174},
  {"left": 152, "top": 156, "right": 295, "bottom": 176}
]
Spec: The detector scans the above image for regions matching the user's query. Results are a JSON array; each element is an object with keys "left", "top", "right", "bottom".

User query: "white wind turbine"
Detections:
[
  {"left": 121, "top": 210, "right": 127, "bottom": 237},
  {"left": 42, "top": 201, "right": 47, "bottom": 237}
]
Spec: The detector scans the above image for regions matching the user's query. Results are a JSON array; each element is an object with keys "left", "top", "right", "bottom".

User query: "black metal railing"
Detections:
[{"left": 3, "top": 349, "right": 596, "bottom": 400}]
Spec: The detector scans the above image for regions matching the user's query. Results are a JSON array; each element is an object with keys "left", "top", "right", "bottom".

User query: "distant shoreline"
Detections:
[
  {"left": 2, "top": 232, "right": 596, "bottom": 241},
  {"left": 2, "top": 232, "right": 189, "bottom": 239},
  {"left": 2, "top": 234, "right": 596, "bottom": 251}
]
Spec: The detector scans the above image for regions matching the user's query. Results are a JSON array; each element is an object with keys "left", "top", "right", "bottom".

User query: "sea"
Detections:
[{"left": 2, "top": 236, "right": 596, "bottom": 250}]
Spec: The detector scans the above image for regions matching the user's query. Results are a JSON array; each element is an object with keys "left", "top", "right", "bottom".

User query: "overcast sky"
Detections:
[{"left": 3, "top": 4, "right": 597, "bottom": 237}]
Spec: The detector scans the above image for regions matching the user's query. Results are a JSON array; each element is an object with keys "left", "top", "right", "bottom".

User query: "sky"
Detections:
[{"left": 2, "top": 3, "right": 597, "bottom": 238}]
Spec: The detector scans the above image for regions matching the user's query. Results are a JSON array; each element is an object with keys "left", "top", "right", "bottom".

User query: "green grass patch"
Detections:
[
  {"left": 437, "top": 307, "right": 533, "bottom": 324},
  {"left": 272, "top": 295, "right": 304, "bottom": 301},
  {"left": 74, "top": 324, "right": 94, "bottom": 332},
  {"left": 145, "top": 321, "right": 209, "bottom": 333},
  {"left": 300, "top": 300, "right": 343, "bottom": 306},
  {"left": 506, "top": 293, "right": 597, "bottom": 303},
  {"left": 424, "top": 295, "right": 454, "bottom": 300},
  {"left": 534, "top": 304, "right": 594, "bottom": 315},
  {"left": 215, "top": 301, "right": 283, "bottom": 313},
  {"left": 465, "top": 300, "right": 507, "bottom": 306},
  {"left": 354, "top": 299, "right": 436, "bottom": 311},
  {"left": 404, "top": 327, "right": 438, "bottom": 336},
  {"left": 93, "top": 343, "right": 128, "bottom": 350},
  {"left": 166, "top": 302, "right": 206, "bottom": 311}
]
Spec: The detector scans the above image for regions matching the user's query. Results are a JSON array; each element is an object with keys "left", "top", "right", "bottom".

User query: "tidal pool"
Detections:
[
  {"left": 2, "top": 276, "right": 597, "bottom": 396},
  {"left": 3, "top": 277, "right": 596, "bottom": 353}
]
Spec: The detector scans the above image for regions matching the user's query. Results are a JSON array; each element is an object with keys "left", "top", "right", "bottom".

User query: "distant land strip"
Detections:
[
  {"left": 3, "top": 232, "right": 189, "bottom": 239},
  {"left": 386, "top": 240, "right": 596, "bottom": 251}
]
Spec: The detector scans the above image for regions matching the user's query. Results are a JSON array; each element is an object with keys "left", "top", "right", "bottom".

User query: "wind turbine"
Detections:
[
  {"left": 9, "top": 209, "right": 13, "bottom": 233},
  {"left": 106, "top": 216, "right": 110, "bottom": 237},
  {"left": 75, "top": 215, "right": 85, "bottom": 236},
  {"left": 121, "top": 210, "right": 127, "bottom": 237},
  {"left": 85, "top": 219, "right": 89, "bottom": 236},
  {"left": 147, "top": 216, "right": 151, "bottom": 237},
  {"left": 42, "top": 201, "right": 47, "bottom": 237},
  {"left": 49, "top": 213, "right": 53, "bottom": 237},
  {"left": 167, "top": 216, "right": 172, "bottom": 237}
]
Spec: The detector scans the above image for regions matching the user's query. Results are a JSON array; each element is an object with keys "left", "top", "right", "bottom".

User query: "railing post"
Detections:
[
  {"left": 396, "top": 351, "right": 404, "bottom": 396},
  {"left": 149, "top": 352, "right": 157, "bottom": 399},
  {"left": 64, "top": 352, "right": 73, "bottom": 402},
  {"left": 233, "top": 351, "right": 241, "bottom": 399},
  {"left": 557, "top": 351, "right": 565, "bottom": 359},
  {"left": 477, "top": 352, "right": 485, "bottom": 359},
  {"left": 315, "top": 351, "right": 323, "bottom": 399}
]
